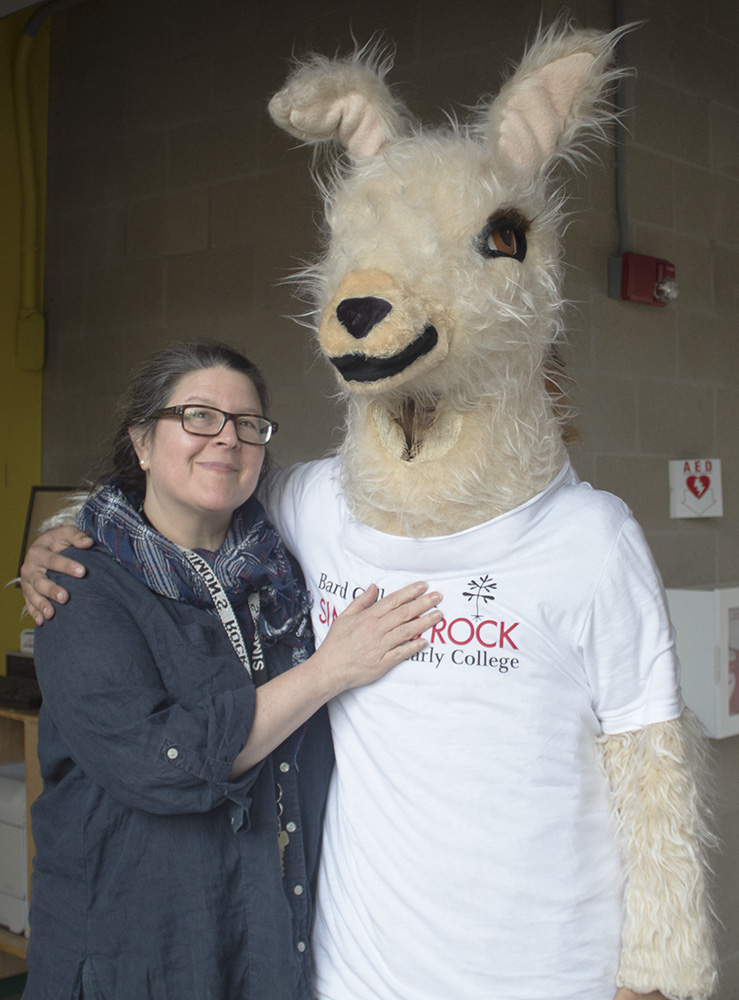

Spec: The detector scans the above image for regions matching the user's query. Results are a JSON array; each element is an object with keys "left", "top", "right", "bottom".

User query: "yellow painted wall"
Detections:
[{"left": 0, "top": 9, "right": 48, "bottom": 657}]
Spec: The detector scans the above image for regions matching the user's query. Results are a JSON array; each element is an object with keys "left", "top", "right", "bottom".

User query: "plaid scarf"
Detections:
[{"left": 78, "top": 482, "right": 314, "bottom": 668}]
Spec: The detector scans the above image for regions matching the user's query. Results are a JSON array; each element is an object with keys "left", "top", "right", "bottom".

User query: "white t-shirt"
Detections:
[{"left": 264, "top": 458, "right": 684, "bottom": 1000}]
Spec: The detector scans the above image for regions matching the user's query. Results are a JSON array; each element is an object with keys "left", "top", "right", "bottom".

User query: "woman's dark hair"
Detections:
[{"left": 100, "top": 341, "right": 271, "bottom": 495}]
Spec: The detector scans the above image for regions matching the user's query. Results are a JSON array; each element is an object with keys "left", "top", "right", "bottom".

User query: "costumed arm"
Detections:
[
  {"left": 601, "top": 712, "right": 718, "bottom": 1000},
  {"left": 580, "top": 509, "right": 718, "bottom": 1000}
]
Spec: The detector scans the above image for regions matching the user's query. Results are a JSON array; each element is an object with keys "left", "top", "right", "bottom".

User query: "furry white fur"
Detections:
[
  {"left": 601, "top": 712, "right": 718, "bottom": 1000},
  {"left": 269, "top": 21, "right": 717, "bottom": 998}
]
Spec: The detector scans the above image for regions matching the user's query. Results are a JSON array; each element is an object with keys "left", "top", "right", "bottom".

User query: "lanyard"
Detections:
[
  {"left": 181, "top": 548, "right": 283, "bottom": 868},
  {"left": 180, "top": 547, "right": 265, "bottom": 682}
]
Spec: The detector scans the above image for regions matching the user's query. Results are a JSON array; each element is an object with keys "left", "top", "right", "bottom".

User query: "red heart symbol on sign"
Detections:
[{"left": 687, "top": 475, "right": 710, "bottom": 499}]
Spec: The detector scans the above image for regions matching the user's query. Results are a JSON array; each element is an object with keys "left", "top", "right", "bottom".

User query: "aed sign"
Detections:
[{"left": 669, "top": 458, "right": 723, "bottom": 519}]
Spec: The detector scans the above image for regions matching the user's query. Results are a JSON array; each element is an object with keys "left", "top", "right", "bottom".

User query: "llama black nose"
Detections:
[{"left": 336, "top": 297, "right": 392, "bottom": 339}]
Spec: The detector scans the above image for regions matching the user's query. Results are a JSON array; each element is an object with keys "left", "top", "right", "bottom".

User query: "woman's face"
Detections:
[{"left": 131, "top": 366, "right": 266, "bottom": 546}]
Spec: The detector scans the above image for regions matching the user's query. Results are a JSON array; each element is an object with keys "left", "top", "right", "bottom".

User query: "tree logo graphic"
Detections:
[{"left": 463, "top": 575, "right": 497, "bottom": 620}]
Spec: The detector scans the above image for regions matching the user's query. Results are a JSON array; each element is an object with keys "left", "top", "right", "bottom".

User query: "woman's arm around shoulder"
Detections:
[{"left": 21, "top": 523, "right": 92, "bottom": 624}]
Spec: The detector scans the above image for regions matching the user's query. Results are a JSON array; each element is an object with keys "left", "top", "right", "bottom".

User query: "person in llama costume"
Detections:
[
  {"left": 265, "top": 22, "right": 716, "bottom": 1000},
  {"left": 22, "top": 22, "right": 716, "bottom": 1000}
]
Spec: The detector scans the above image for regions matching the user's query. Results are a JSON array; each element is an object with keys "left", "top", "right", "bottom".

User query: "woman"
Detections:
[{"left": 24, "top": 342, "right": 441, "bottom": 1000}]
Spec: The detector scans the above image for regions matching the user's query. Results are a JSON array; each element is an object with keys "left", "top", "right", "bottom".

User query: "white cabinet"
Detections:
[
  {"left": 0, "top": 763, "right": 27, "bottom": 936},
  {"left": 666, "top": 586, "right": 739, "bottom": 739},
  {"left": 0, "top": 707, "right": 39, "bottom": 959}
]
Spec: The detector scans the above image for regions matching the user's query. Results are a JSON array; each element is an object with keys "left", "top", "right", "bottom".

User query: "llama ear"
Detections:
[
  {"left": 484, "top": 25, "right": 629, "bottom": 176},
  {"left": 268, "top": 51, "right": 409, "bottom": 160}
]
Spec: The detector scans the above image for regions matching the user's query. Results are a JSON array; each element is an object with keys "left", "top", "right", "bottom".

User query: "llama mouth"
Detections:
[
  {"left": 393, "top": 398, "right": 438, "bottom": 460},
  {"left": 329, "top": 326, "right": 438, "bottom": 383},
  {"left": 373, "top": 397, "right": 462, "bottom": 463}
]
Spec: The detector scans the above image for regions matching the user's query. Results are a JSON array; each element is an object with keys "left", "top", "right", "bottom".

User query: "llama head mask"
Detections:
[{"left": 269, "top": 23, "right": 628, "bottom": 536}]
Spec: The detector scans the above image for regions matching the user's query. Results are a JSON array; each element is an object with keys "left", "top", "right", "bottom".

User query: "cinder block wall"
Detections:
[{"left": 41, "top": 0, "right": 739, "bottom": 990}]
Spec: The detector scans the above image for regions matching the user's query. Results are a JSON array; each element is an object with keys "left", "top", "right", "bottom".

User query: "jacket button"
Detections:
[{"left": 166, "top": 747, "right": 179, "bottom": 760}]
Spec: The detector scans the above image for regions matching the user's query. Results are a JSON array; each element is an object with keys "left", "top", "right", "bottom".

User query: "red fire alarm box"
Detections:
[{"left": 613, "top": 252, "right": 678, "bottom": 307}]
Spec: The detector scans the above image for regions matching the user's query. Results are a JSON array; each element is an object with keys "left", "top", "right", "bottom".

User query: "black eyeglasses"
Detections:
[{"left": 151, "top": 405, "right": 278, "bottom": 446}]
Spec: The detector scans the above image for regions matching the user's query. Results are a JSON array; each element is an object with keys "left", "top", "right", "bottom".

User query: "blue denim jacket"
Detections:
[{"left": 25, "top": 548, "right": 333, "bottom": 1000}]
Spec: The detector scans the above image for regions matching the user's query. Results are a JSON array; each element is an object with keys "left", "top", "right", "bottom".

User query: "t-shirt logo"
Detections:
[{"left": 463, "top": 575, "right": 497, "bottom": 619}]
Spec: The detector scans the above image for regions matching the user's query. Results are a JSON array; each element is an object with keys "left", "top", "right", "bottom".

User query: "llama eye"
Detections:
[
  {"left": 474, "top": 213, "right": 527, "bottom": 262},
  {"left": 491, "top": 226, "right": 515, "bottom": 254}
]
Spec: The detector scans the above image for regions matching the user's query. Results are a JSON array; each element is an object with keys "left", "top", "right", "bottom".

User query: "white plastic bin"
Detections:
[{"left": 666, "top": 586, "right": 739, "bottom": 739}]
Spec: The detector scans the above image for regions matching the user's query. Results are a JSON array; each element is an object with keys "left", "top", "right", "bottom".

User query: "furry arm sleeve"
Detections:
[{"left": 601, "top": 710, "right": 718, "bottom": 1000}]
